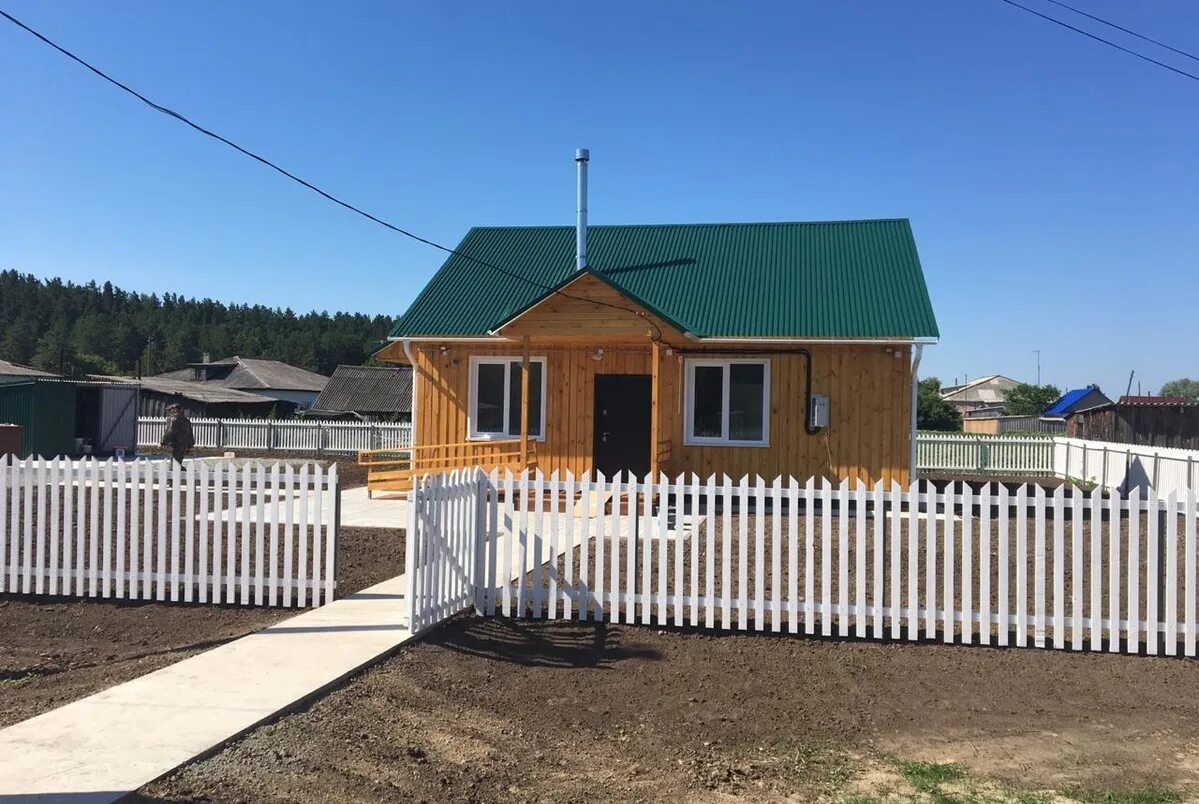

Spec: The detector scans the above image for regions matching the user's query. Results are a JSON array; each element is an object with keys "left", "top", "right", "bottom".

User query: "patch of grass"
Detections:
[
  {"left": 839, "top": 796, "right": 886, "bottom": 804},
  {"left": 792, "top": 741, "right": 853, "bottom": 793},
  {"left": 1012, "top": 793, "right": 1051, "bottom": 804},
  {"left": 0, "top": 673, "right": 37, "bottom": 688},
  {"left": 1067, "top": 789, "right": 1181, "bottom": 804},
  {"left": 897, "top": 760, "right": 965, "bottom": 794}
]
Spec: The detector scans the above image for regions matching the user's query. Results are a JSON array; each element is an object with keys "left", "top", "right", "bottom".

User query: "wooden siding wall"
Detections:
[{"left": 410, "top": 342, "right": 912, "bottom": 486}]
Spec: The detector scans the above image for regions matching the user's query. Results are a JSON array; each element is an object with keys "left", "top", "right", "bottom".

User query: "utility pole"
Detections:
[{"left": 1033, "top": 350, "right": 1041, "bottom": 386}]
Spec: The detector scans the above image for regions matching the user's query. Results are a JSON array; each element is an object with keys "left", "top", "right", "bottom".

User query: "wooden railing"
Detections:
[{"left": 357, "top": 440, "right": 535, "bottom": 495}]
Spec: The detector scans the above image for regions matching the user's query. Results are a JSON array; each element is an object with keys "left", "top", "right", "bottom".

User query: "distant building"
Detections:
[
  {"left": 153, "top": 355, "right": 328, "bottom": 409},
  {"left": 304, "top": 365, "right": 412, "bottom": 422},
  {"left": 1067, "top": 396, "right": 1199, "bottom": 449},
  {"left": 0, "top": 358, "right": 58, "bottom": 379},
  {"left": 90, "top": 374, "right": 296, "bottom": 419},
  {"left": 940, "top": 375, "right": 1021, "bottom": 418},
  {"left": 1044, "top": 386, "right": 1113, "bottom": 418}
]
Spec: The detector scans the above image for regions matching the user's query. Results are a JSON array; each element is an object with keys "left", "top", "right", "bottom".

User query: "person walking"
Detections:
[{"left": 160, "top": 403, "right": 195, "bottom": 465}]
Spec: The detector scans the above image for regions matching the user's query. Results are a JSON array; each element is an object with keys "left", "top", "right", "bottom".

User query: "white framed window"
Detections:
[
  {"left": 468, "top": 356, "right": 547, "bottom": 440},
  {"left": 683, "top": 358, "right": 770, "bottom": 447}
]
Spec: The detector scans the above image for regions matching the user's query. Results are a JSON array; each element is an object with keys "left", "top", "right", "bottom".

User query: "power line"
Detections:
[
  {"left": 0, "top": 7, "right": 663, "bottom": 339},
  {"left": 1043, "top": 0, "right": 1199, "bottom": 64},
  {"left": 996, "top": 0, "right": 1199, "bottom": 83}
]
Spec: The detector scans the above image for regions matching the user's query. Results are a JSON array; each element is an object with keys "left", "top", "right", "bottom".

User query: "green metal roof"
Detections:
[{"left": 390, "top": 219, "right": 939, "bottom": 339}]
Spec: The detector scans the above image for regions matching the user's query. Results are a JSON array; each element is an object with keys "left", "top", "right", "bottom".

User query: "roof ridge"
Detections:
[{"left": 469, "top": 218, "right": 910, "bottom": 231}]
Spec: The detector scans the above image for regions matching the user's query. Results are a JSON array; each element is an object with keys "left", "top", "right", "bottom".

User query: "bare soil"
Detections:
[
  {"left": 0, "top": 525, "right": 403, "bottom": 728},
  {"left": 136, "top": 615, "right": 1199, "bottom": 804}
]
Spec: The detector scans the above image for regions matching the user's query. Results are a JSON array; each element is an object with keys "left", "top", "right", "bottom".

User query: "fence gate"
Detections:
[{"left": 407, "top": 469, "right": 1199, "bottom": 658}]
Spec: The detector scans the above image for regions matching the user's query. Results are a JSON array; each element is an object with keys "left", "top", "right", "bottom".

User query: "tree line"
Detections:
[{"left": 0, "top": 270, "right": 394, "bottom": 378}]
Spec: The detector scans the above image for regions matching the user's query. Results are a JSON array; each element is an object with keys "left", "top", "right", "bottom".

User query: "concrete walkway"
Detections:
[{"left": 0, "top": 573, "right": 415, "bottom": 803}]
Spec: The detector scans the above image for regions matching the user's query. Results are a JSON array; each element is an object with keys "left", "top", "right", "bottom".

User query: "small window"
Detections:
[
  {"left": 684, "top": 359, "right": 770, "bottom": 446},
  {"left": 469, "top": 356, "right": 546, "bottom": 440}
]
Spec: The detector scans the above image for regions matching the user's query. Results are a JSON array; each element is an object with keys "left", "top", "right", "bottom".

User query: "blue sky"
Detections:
[{"left": 1, "top": 0, "right": 1195, "bottom": 396}]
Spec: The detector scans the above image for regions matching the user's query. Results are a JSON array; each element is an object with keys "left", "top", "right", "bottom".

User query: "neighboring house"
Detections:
[
  {"left": 1067, "top": 396, "right": 1199, "bottom": 449},
  {"left": 0, "top": 377, "right": 138, "bottom": 457},
  {"left": 153, "top": 356, "right": 328, "bottom": 409},
  {"left": 0, "top": 358, "right": 58, "bottom": 379},
  {"left": 89, "top": 374, "right": 296, "bottom": 419},
  {"left": 304, "top": 365, "right": 413, "bottom": 422},
  {"left": 939, "top": 375, "right": 1020, "bottom": 417},
  {"left": 1044, "top": 386, "right": 1112, "bottom": 418},
  {"left": 374, "top": 218, "right": 939, "bottom": 488}
]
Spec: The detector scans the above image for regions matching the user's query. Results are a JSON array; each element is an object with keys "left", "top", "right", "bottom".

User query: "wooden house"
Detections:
[{"left": 371, "top": 217, "right": 938, "bottom": 490}]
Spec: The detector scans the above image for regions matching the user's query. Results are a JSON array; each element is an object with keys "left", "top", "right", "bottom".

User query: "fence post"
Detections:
[
  {"left": 317, "top": 421, "right": 325, "bottom": 456},
  {"left": 217, "top": 419, "right": 225, "bottom": 452},
  {"left": 267, "top": 419, "right": 275, "bottom": 451}
]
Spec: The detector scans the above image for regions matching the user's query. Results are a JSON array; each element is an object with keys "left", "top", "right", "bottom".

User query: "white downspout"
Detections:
[
  {"left": 401, "top": 338, "right": 418, "bottom": 449},
  {"left": 909, "top": 343, "right": 924, "bottom": 480}
]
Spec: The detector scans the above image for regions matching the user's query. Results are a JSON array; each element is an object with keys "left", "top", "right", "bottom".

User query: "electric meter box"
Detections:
[{"left": 809, "top": 394, "right": 829, "bottom": 429}]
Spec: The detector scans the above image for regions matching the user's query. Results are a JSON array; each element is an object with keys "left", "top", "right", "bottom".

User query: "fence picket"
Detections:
[
  {"left": 1108, "top": 492, "right": 1120, "bottom": 654},
  {"left": 548, "top": 470, "right": 560, "bottom": 621},
  {"left": 641, "top": 474, "right": 654, "bottom": 626},
  {"left": 492, "top": 468, "right": 505, "bottom": 617},
  {"left": 691, "top": 474, "right": 701, "bottom": 627},
  {"left": 676, "top": 474, "right": 687, "bottom": 628},
  {"left": 821, "top": 478, "right": 832, "bottom": 636},
  {"left": 1186, "top": 489, "right": 1196, "bottom": 658},
  {"left": 979, "top": 483, "right": 991, "bottom": 646},
  {"left": 873, "top": 481, "right": 884, "bottom": 638},
  {"left": 1090, "top": 487, "right": 1102, "bottom": 651},
  {"left": 944, "top": 482, "right": 956, "bottom": 643},
  {"left": 907, "top": 480, "right": 919, "bottom": 641},
  {"left": 723, "top": 476, "right": 734, "bottom": 630},
  {"left": 1052, "top": 485, "right": 1065, "bottom": 649},
  {"left": 50, "top": 460, "right": 62, "bottom": 596},
  {"left": 295, "top": 465, "right": 307, "bottom": 608},
  {"left": 1033, "top": 484, "right": 1045, "bottom": 647},
  {"left": 1166, "top": 490, "right": 1179, "bottom": 656},
  {"left": 855, "top": 481, "right": 867, "bottom": 639},
  {"left": 706, "top": 475, "right": 718, "bottom": 630},
  {"left": 169, "top": 460, "right": 182, "bottom": 602},
  {"left": 89, "top": 461, "right": 100, "bottom": 598},
  {"left": 1015, "top": 485, "right": 1028, "bottom": 647},
  {"left": 198, "top": 462, "right": 210, "bottom": 604},
  {"left": 787, "top": 477, "right": 800, "bottom": 634},
  {"left": 1147, "top": 487, "right": 1160, "bottom": 656},
  {"left": 605, "top": 472, "right": 618, "bottom": 624},
  {"left": 890, "top": 481, "right": 902, "bottom": 639},
  {"left": 805, "top": 477, "right": 815, "bottom": 635},
  {"left": 838, "top": 478, "right": 849, "bottom": 637},
  {"left": 757, "top": 475, "right": 768, "bottom": 631},
  {"left": 0, "top": 461, "right": 9, "bottom": 595},
  {"left": 961, "top": 482, "right": 973, "bottom": 645},
  {"left": 34, "top": 460, "right": 47, "bottom": 596},
  {"left": 1127, "top": 487, "right": 1140, "bottom": 654},
  {"left": 592, "top": 472, "right": 604, "bottom": 621},
  {"left": 183, "top": 462, "right": 195, "bottom": 603},
  {"left": 660, "top": 473, "right": 672, "bottom": 626},
  {"left": 925, "top": 482, "right": 937, "bottom": 640},
  {"left": 998, "top": 483, "right": 1009, "bottom": 647},
  {"left": 536, "top": 470, "right": 548, "bottom": 620}
]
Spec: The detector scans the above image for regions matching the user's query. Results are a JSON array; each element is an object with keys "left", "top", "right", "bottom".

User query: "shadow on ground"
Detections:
[{"left": 428, "top": 615, "right": 662, "bottom": 668}]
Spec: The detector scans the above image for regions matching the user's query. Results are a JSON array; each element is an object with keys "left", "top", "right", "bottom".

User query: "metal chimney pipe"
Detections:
[{"left": 575, "top": 148, "right": 589, "bottom": 271}]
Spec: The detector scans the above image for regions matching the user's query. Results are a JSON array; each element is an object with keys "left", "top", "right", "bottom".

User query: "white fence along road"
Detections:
[
  {"left": 0, "top": 457, "right": 339, "bottom": 607},
  {"left": 138, "top": 416, "right": 412, "bottom": 456}
]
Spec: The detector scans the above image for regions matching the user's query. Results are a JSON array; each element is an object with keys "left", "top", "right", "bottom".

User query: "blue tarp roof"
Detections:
[{"left": 1045, "top": 388, "right": 1094, "bottom": 417}]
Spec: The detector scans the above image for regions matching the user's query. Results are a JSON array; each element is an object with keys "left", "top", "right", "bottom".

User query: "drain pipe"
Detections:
[
  {"left": 402, "top": 338, "right": 418, "bottom": 448},
  {"left": 909, "top": 344, "right": 924, "bottom": 481}
]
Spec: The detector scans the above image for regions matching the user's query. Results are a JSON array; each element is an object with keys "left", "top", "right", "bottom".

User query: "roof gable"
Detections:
[
  {"left": 493, "top": 271, "right": 687, "bottom": 341},
  {"left": 390, "top": 220, "right": 939, "bottom": 340}
]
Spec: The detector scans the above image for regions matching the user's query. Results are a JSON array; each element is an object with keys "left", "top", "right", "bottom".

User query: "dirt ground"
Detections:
[
  {"left": 0, "top": 525, "right": 403, "bottom": 729},
  {"left": 136, "top": 614, "right": 1199, "bottom": 804}
]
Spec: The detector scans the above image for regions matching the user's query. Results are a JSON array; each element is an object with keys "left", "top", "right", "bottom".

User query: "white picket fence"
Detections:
[
  {"left": 407, "top": 469, "right": 1199, "bottom": 658},
  {"left": 137, "top": 417, "right": 412, "bottom": 455},
  {"left": 1056, "top": 437, "right": 1199, "bottom": 497},
  {"left": 916, "top": 432, "right": 1055, "bottom": 476},
  {"left": 0, "top": 457, "right": 339, "bottom": 607}
]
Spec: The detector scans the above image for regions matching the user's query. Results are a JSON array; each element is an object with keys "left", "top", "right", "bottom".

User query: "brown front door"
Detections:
[{"left": 593, "top": 374, "right": 652, "bottom": 480}]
